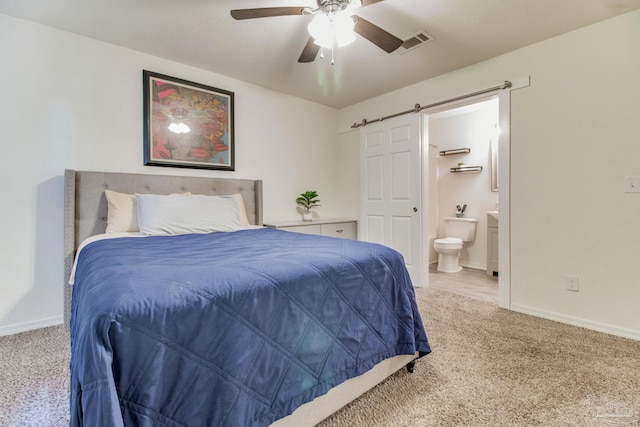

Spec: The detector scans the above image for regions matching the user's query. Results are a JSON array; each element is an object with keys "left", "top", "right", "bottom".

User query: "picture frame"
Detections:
[{"left": 143, "top": 70, "right": 234, "bottom": 171}]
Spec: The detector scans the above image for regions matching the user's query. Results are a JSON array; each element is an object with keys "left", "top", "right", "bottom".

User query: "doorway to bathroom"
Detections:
[
  {"left": 358, "top": 85, "right": 513, "bottom": 308},
  {"left": 422, "top": 92, "right": 510, "bottom": 307}
]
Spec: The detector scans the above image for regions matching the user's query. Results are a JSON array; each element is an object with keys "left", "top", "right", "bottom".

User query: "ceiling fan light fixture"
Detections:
[{"left": 308, "top": 12, "right": 356, "bottom": 49}]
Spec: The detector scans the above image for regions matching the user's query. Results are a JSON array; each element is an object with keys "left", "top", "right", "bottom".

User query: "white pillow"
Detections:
[
  {"left": 105, "top": 190, "right": 192, "bottom": 233},
  {"left": 105, "top": 190, "right": 138, "bottom": 233},
  {"left": 231, "top": 194, "right": 250, "bottom": 227},
  {"left": 136, "top": 193, "right": 242, "bottom": 235}
]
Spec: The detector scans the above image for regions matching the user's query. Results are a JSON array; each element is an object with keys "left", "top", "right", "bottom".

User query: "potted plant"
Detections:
[{"left": 296, "top": 190, "right": 320, "bottom": 221}]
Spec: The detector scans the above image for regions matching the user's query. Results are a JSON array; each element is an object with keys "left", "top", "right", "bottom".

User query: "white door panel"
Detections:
[
  {"left": 364, "top": 131, "right": 384, "bottom": 149},
  {"left": 360, "top": 114, "right": 423, "bottom": 286},
  {"left": 391, "top": 151, "right": 411, "bottom": 200},
  {"left": 391, "top": 215, "right": 413, "bottom": 264},
  {"left": 365, "top": 156, "right": 384, "bottom": 200},
  {"left": 365, "top": 215, "right": 384, "bottom": 244}
]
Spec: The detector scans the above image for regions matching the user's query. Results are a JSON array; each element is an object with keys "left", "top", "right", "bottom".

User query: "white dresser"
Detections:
[{"left": 264, "top": 219, "right": 357, "bottom": 240}]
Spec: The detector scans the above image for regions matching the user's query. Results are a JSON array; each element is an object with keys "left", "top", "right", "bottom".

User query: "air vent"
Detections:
[{"left": 397, "top": 30, "right": 434, "bottom": 55}]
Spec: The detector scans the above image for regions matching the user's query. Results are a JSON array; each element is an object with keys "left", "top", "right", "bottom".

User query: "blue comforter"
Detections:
[{"left": 70, "top": 228, "right": 430, "bottom": 426}]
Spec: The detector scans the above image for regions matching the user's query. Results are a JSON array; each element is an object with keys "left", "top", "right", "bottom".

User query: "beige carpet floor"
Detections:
[
  {"left": 1, "top": 287, "right": 639, "bottom": 426},
  {"left": 320, "top": 288, "right": 640, "bottom": 427}
]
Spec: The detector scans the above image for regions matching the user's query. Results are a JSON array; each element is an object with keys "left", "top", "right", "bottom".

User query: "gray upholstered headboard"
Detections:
[{"left": 63, "top": 169, "right": 264, "bottom": 328}]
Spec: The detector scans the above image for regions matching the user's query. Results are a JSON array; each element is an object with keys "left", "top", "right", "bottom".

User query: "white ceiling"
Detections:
[{"left": 2, "top": 0, "right": 639, "bottom": 108}]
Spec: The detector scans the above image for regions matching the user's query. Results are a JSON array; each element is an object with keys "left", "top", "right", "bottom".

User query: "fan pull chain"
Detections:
[
  {"left": 331, "top": 38, "right": 335, "bottom": 65},
  {"left": 318, "top": 41, "right": 336, "bottom": 65}
]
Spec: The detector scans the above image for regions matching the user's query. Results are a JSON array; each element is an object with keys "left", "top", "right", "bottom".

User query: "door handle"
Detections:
[{"left": 413, "top": 207, "right": 418, "bottom": 212}]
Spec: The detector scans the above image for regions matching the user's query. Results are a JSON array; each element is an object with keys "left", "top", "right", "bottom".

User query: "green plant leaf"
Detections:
[{"left": 296, "top": 190, "right": 320, "bottom": 209}]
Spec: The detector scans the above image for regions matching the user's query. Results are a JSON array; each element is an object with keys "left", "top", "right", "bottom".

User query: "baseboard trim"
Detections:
[
  {"left": 0, "top": 316, "right": 63, "bottom": 337},
  {"left": 459, "top": 261, "right": 486, "bottom": 271},
  {"left": 510, "top": 303, "right": 640, "bottom": 341}
]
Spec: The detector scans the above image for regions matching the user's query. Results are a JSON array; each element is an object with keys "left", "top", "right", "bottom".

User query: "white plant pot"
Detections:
[{"left": 302, "top": 210, "right": 312, "bottom": 222}]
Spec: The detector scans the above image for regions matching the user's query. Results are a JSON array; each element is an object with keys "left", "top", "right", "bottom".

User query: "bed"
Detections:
[{"left": 64, "top": 170, "right": 431, "bottom": 427}]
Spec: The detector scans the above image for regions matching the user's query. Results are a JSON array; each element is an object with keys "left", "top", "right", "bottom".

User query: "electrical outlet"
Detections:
[
  {"left": 566, "top": 275, "right": 579, "bottom": 292},
  {"left": 624, "top": 176, "right": 640, "bottom": 193}
]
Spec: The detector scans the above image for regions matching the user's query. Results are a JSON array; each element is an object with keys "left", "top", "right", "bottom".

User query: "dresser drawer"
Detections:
[
  {"left": 264, "top": 219, "right": 357, "bottom": 240},
  {"left": 281, "top": 224, "right": 321, "bottom": 235},
  {"left": 320, "top": 222, "right": 357, "bottom": 240}
]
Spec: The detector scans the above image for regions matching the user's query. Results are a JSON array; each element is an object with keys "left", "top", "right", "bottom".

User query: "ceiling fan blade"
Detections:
[
  {"left": 353, "top": 16, "right": 403, "bottom": 53},
  {"left": 361, "top": 0, "right": 384, "bottom": 6},
  {"left": 230, "top": 7, "right": 306, "bottom": 20},
  {"left": 298, "top": 37, "right": 320, "bottom": 63}
]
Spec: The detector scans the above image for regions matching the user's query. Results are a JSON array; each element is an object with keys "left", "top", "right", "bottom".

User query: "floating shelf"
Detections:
[
  {"left": 439, "top": 148, "right": 470, "bottom": 156},
  {"left": 450, "top": 166, "right": 483, "bottom": 173}
]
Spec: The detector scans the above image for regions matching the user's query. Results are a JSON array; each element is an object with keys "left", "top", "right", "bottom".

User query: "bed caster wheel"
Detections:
[{"left": 406, "top": 360, "right": 416, "bottom": 373}]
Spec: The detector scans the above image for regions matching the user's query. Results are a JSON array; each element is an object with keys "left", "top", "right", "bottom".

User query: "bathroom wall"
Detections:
[{"left": 428, "top": 99, "right": 499, "bottom": 269}]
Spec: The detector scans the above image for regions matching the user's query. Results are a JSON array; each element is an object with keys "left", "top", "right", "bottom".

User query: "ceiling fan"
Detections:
[{"left": 230, "top": 0, "right": 403, "bottom": 63}]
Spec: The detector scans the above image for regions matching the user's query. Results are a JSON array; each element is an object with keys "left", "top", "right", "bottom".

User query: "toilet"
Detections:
[{"left": 433, "top": 217, "right": 478, "bottom": 273}]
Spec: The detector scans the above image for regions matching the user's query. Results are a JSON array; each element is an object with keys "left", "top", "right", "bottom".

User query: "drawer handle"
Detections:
[{"left": 336, "top": 229, "right": 344, "bottom": 233}]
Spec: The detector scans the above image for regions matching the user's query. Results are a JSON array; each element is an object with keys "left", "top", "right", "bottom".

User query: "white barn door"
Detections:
[{"left": 359, "top": 114, "right": 423, "bottom": 286}]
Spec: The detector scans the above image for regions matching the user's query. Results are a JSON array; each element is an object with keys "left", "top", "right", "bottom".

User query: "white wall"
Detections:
[
  {"left": 339, "top": 10, "right": 640, "bottom": 339},
  {"left": 0, "top": 14, "right": 344, "bottom": 334},
  {"left": 429, "top": 100, "right": 499, "bottom": 269},
  {"left": 3, "top": 10, "right": 640, "bottom": 339}
]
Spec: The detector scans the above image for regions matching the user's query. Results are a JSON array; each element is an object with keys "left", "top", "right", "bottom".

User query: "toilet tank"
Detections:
[{"left": 443, "top": 217, "right": 477, "bottom": 242}]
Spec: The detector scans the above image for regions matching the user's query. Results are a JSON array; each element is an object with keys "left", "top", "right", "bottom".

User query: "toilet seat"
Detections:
[{"left": 434, "top": 237, "right": 462, "bottom": 247}]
